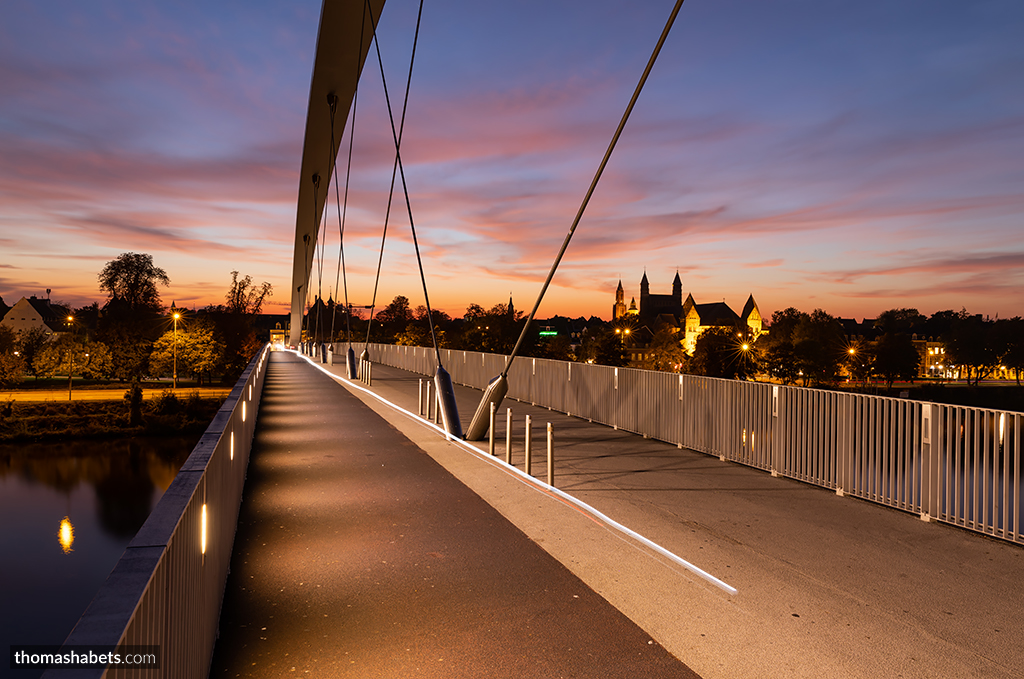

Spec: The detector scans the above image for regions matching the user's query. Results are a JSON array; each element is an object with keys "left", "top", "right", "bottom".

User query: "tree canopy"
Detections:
[
  {"left": 98, "top": 252, "right": 170, "bottom": 311},
  {"left": 224, "top": 271, "right": 272, "bottom": 315}
]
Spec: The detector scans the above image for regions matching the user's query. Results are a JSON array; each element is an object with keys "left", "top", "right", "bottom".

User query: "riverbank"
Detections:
[{"left": 0, "top": 391, "right": 225, "bottom": 442}]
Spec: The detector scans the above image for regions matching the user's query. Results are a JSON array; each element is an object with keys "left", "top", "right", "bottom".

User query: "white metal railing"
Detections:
[
  {"left": 363, "top": 343, "right": 1022, "bottom": 545},
  {"left": 43, "top": 344, "right": 272, "bottom": 678}
]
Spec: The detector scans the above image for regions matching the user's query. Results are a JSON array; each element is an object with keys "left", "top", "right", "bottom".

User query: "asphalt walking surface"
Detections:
[
  {"left": 238, "top": 349, "right": 1024, "bottom": 679},
  {"left": 210, "top": 351, "right": 698, "bottom": 678}
]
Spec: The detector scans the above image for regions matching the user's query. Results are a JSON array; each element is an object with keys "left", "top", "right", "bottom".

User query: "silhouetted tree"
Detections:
[
  {"left": 205, "top": 272, "right": 273, "bottom": 380},
  {"left": 98, "top": 252, "right": 170, "bottom": 312},
  {"left": 943, "top": 310, "right": 997, "bottom": 386},
  {"left": 539, "top": 335, "right": 574, "bottom": 361},
  {"left": 635, "top": 323, "right": 687, "bottom": 373},
  {"left": 455, "top": 302, "right": 530, "bottom": 355},
  {"left": 224, "top": 271, "right": 272, "bottom": 315},
  {"left": 688, "top": 326, "right": 753, "bottom": 379},
  {"left": 758, "top": 308, "right": 804, "bottom": 384},
  {"left": 372, "top": 296, "right": 414, "bottom": 342},
  {"left": 875, "top": 308, "right": 926, "bottom": 335},
  {"left": 793, "top": 309, "right": 845, "bottom": 386},
  {"left": 16, "top": 326, "right": 51, "bottom": 379},
  {"left": 96, "top": 252, "right": 170, "bottom": 380},
  {"left": 870, "top": 307, "right": 925, "bottom": 389},
  {"left": 997, "top": 317, "right": 1024, "bottom": 385},
  {"left": 0, "top": 326, "right": 25, "bottom": 387},
  {"left": 871, "top": 332, "right": 921, "bottom": 390}
]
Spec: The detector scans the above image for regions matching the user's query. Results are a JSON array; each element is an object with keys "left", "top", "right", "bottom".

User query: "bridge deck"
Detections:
[
  {"left": 210, "top": 351, "right": 697, "bottom": 678},
  {"left": 242, "top": 350, "right": 1024, "bottom": 679}
]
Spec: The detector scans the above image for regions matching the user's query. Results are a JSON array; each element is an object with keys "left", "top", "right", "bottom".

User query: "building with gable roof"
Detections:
[
  {"left": 612, "top": 274, "right": 763, "bottom": 355},
  {"left": 0, "top": 295, "right": 71, "bottom": 339}
]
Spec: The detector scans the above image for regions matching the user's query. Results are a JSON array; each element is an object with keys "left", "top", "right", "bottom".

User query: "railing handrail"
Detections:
[
  {"left": 43, "top": 344, "right": 272, "bottom": 679},
  {"left": 361, "top": 343, "right": 1023, "bottom": 546}
]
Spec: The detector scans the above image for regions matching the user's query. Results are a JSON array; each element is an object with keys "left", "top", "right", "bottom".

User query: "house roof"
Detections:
[
  {"left": 693, "top": 302, "right": 740, "bottom": 326},
  {"left": 1, "top": 296, "right": 70, "bottom": 333},
  {"left": 741, "top": 294, "right": 759, "bottom": 320}
]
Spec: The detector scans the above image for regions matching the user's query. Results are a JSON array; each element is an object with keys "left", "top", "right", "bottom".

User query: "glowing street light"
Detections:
[
  {"left": 171, "top": 303, "right": 181, "bottom": 390},
  {"left": 66, "top": 316, "right": 75, "bottom": 401}
]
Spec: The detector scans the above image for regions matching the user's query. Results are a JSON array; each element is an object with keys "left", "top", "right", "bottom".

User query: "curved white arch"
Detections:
[{"left": 289, "top": 0, "right": 387, "bottom": 345}]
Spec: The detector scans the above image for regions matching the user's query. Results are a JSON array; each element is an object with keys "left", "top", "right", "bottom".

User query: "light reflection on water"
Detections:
[{"left": 0, "top": 436, "right": 194, "bottom": 672}]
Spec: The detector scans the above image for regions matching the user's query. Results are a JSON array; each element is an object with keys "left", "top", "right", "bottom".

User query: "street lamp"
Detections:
[
  {"left": 66, "top": 315, "right": 75, "bottom": 401},
  {"left": 171, "top": 303, "right": 181, "bottom": 390}
]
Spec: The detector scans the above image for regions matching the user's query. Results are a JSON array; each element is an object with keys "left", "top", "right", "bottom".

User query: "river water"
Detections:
[{"left": 1, "top": 436, "right": 194, "bottom": 674}]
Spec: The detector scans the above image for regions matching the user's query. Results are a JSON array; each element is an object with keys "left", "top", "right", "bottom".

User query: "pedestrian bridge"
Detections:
[{"left": 45, "top": 345, "right": 1024, "bottom": 679}]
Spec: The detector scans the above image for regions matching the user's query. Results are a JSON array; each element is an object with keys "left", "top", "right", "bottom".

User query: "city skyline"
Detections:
[{"left": 2, "top": 0, "right": 1022, "bottom": 321}]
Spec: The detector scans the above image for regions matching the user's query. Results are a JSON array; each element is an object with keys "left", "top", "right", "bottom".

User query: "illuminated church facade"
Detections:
[{"left": 613, "top": 272, "right": 763, "bottom": 354}]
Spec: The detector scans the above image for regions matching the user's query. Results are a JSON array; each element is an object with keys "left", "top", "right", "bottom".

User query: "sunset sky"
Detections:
[{"left": 2, "top": 0, "right": 1022, "bottom": 322}]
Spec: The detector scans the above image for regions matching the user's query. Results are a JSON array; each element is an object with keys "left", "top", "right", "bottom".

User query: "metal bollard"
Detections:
[
  {"left": 488, "top": 402, "right": 496, "bottom": 456},
  {"left": 525, "top": 415, "right": 532, "bottom": 476},
  {"left": 418, "top": 379, "right": 423, "bottom": 416},
  {"left": 425, "top": 381, "right": 432, "bottom": 420},
  {"left": 547, "top": 422, "right": 554, "bottom": 487},
  {"left": 505, "top": 408, "right": 512, "bottom": 464}
]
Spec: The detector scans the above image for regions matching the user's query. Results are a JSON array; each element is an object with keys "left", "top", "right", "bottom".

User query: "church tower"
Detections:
[
  {"left": 672, "top": 271, "right": 682, "bottom": 305},
  {"left": 639, "top": 271, "right": 650, "bottom": 317},
  {"left": 612, "top": 280, "right": 627, "bottom": 319}
]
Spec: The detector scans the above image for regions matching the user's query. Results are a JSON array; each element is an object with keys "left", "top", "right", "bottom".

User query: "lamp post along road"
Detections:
[
  {"left": 66, "top": 315, "right": 74, "bottom": 401},
  {"left": 172, "top": 308, "right": 181, "bottom": 390}
]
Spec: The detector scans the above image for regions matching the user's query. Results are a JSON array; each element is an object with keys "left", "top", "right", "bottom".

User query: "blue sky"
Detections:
[{"left": 1, "top": 0, "right": 1022, "bottom": 321}]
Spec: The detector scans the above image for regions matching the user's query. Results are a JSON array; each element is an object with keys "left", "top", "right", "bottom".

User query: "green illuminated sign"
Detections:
[{"left": 538, "top": 331, "right": 558, "bottom": 336}]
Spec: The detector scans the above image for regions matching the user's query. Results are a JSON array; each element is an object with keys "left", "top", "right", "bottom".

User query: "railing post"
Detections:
[
  {"left": 771, "top": 385, "right": 781, "bottom": 477},
  {"left": 418, "top": 378, "right": 423, "bottom": 416},
  {"left": 488, "top": 402, "right": 496, "bottom": 456},
  {"left": 425, "top": 381, "right": 432, "bottom": 420},
  {"left": 547, "top": 422, "right": 554, "bottom": 486},
  {"left": 920, "top": 402, "right": 938, "bottom": 521},
  {"left": 525, "top": 415, "right": 532, "bottom": 476},
  {"left": 506, "top": 407, "right": 513, "bottom": 464}
]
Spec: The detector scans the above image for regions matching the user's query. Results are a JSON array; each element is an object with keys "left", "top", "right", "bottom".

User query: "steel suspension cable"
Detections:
[
  {"left": 363, "top": 0, "right": 424, "bottom": 349},
  {"left": 365, "top": 0, "right": 440, "bottom": 365},
  {"left": 466, "top": 0, "right": 687, "bottom": 439},
  {"left": 330, "top": 0, "right": 367, "bottom": 349},
  {"left": 329, "top": 89, "right": 357, "bottom": 346},
  {"left": 314, "top": 174, "right": 329, "bottom": 343},
  {"left": 500, "top": 0, "right": 687, "bottom": 376}
]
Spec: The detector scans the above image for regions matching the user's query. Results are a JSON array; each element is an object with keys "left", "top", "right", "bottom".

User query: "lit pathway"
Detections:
[
  {"left": 210, "top": 351, "right": 698, "bottom": 678},
  {"left": 281, "top": 350, "right": 1024, "bottom": 679}
]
